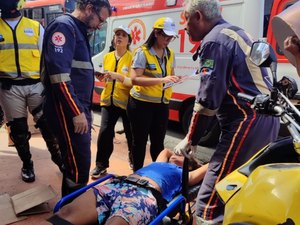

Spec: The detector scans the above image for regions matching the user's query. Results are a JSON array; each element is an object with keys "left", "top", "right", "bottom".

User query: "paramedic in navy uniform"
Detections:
[
  {"left": 41, "top": 0, "right": 111, "bottom": 196},
  {"left": 174, "top": 0, "right": 280, "bottom": 224}
]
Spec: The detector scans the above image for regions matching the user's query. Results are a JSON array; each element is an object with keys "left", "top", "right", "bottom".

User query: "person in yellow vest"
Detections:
[
  {"left": 127, "top": 17, "right": 181, "bottom": 171},
  {"left": 91, "top": 25, "right": 134, "bottom": 178},
  {"left": 0, "top": 0, "right": 63, "bottom": 183}
]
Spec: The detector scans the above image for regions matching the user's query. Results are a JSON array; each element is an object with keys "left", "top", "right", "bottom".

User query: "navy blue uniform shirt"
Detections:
[{"left": 42, "top": 14, "right": 94, "bottom": 118}]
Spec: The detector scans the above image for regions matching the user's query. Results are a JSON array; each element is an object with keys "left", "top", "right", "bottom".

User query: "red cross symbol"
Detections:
[{"left": 132, "top": 26, "right": 141, "bottom": 45}]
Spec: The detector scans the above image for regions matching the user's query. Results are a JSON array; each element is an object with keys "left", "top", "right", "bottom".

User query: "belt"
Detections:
[{"left": 112, "top": 176, "right": 168, "bottom": 212}]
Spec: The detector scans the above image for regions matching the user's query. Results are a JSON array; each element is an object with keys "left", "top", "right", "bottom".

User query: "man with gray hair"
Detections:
[{"left": 174, "top": 0, "right": 280, "bottom": 224}]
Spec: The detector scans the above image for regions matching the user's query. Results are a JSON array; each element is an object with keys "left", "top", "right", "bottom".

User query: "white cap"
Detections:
[
  {"left": 113, "top": 25, "right": 131, "bottom": 36},
  {"left": 153, "top": 17, "right": 177, "bottom": 37}
]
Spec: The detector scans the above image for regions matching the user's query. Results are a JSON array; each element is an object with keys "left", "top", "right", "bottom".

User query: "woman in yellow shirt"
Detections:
[
  {"left": 91, "top": 26, "right": 133, "bottom": 178},
  {"left": 127, "top": 17, "right": 181, "bottom": 171}
]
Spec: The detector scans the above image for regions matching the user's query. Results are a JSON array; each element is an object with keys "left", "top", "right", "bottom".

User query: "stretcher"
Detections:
[{"left": 54, "top": 174, "right": 201, "bottom": 225}]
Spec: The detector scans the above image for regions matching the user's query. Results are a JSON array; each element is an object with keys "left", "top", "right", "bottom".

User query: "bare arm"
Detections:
[
  {"left": 156, "top": 149, "right": 175, "bottom": 162},
  {"left": 130, "top": 68, "right": 180, "bottom": 86},
  {"left": 188, "top": 163, "right": 209, "bottom": 186}
]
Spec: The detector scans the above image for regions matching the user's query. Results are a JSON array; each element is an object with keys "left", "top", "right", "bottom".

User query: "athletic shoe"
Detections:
[{"left": 90, "top": 165, "right": 107, "bottom": 179}]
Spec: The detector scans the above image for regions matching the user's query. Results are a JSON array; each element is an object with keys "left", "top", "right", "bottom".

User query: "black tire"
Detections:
[{"left": 181, "top": 104, "right": 220, "bottom": 147}]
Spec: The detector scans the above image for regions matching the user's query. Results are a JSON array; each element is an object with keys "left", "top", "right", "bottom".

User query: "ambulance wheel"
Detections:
[{"left": 182, "top": 104, "right": 220, "bottom": 147}]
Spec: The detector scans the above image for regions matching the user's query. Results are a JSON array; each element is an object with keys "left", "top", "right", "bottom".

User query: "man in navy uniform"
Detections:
[
  {"left": 41, "top": 0, "right": 111, "bottom": 196},
  {"left": 174, "top": 0, "right": 280, "bottom": 224}
]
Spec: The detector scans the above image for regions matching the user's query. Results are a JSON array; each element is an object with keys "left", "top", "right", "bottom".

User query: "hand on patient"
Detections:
[{"left": 174, "top": 137, "right": 197, "bottom": 155}]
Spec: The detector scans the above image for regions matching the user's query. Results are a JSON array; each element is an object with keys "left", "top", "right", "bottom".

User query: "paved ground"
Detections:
[
  {"left": 0, "top": 110, "right": 214, "bottom": 225},
  {"left": 0, "top": 118, "right": 151, "bottom": 224}
]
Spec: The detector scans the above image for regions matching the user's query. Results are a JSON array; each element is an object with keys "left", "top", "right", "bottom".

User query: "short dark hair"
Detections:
[
  {"left": 76, "top": 0, "right": 112, "bottom": 16},
  {"left": 188, "top": 157, "right": 201, "bottom": 171}
]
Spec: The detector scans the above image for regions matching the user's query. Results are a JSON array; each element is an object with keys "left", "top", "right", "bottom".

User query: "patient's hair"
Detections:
[{"left": 188, "top": 157, "right": 201, "bottom": 171}]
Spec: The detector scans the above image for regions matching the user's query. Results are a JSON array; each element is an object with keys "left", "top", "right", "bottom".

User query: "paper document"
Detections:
[{"left": 163, "top": 71, "right": 200, "bottom": 90}]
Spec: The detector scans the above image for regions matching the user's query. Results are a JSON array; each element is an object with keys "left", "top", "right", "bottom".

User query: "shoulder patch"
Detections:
[
  {"left": 146, "top": 63, "right": 157, "bottom": 70},
  {"left": 201, "top": 59, "right": 215, "bottom": 69},
  {"left": 51, "top": 32, "right": 66, "bottom": 46}
]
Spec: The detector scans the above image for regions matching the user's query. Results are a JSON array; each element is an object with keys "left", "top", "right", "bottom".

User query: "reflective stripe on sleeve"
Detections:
[
  {"left": 71, "top": 60, "right": 93, "bottom": 70},
  {"left": 49, "top": 73, "right": 71, "bottom": 84},
  {"left": 193, "top": 102, "right": 218, "bottom": 116}
]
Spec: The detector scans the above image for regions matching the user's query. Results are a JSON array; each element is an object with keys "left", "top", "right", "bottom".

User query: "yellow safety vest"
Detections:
[
  {"left": 0, "top": 17, "right": 40, "bottom": 80},
  {"left": 130, "top": 46, "right": 174, "bottom": 104},
  {"left": 100, "top": 50, "right": 132, "bottom": 109}
]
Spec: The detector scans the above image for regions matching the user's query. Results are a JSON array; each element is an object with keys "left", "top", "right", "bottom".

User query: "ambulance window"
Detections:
[
  {"left": 46, "top": 12, "right": 63, "bottom": 26},
  {"left": 32, "top": 7, "right": 44, "bottom": 25},
  {"left": 89, "top": 23, "right": 107, "bottom": 56}
]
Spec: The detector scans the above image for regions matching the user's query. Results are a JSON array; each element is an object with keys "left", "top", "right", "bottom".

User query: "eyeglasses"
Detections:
[
  {"left": 93, "top": 8, "right": 107, "bottom": 27},
  {"left": 159, "top": 31, "right": 176, "bottom": 42}
]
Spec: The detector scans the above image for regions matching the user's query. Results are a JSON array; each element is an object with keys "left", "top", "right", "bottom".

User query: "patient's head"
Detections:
[{"left": 169, "top": 154, "right": 201, "bottom": 170}]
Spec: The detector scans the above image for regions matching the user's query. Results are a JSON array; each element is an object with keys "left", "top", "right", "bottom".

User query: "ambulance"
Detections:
[
  {"left": 90, "top": 0, "right": 299, "bottom": 146},
  {"left": 22, "top": 0, "right": 299, "bottom": 146}
]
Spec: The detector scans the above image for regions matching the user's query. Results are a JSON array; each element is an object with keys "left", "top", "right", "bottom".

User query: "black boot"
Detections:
[
  {"left": 8, "top": 120, "right": 34, "bottom": 182},
  {"left": 21, "top": 160, "right": 35, "bottom": 182}
]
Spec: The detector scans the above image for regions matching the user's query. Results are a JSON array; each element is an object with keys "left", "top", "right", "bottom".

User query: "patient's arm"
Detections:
[
  {"left": 156, "top": 148, "right": 208, "bottom": 186},
  {"left": 156, "top": 148, "right": 174, "bottom": 162},
  {"left": 188, "top": 163, "right": 209, "bottom": 186}
]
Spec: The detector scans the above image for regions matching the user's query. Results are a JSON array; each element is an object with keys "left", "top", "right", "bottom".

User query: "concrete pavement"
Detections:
[
  {"left": 0, "top": 113, "right": 151, "bottom": 225},
  {"left": 0, "top": 110, "right": 214, "bottom": 224}
]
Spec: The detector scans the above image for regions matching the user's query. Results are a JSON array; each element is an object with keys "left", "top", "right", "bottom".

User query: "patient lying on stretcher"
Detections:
[{"left": 42, "top": 149, "right": 209, "bottom": 225}]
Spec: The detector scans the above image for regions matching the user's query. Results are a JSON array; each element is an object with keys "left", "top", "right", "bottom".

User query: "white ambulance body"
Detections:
[
  {"left": 21, "top": 0, "right": 300, "bottom": 144},
  {"left": 89, "top": 0, "right": 298, "bottom": 144}
]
